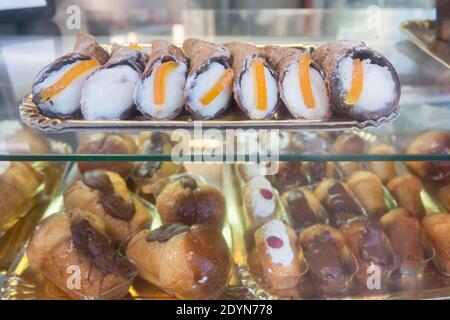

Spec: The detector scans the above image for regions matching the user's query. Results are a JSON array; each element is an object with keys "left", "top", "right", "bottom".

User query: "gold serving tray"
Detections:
[{"left": 400, "top": 20, "right": 450, "bottom": 69}]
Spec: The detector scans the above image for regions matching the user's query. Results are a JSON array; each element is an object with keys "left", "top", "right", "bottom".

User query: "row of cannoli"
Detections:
[{"left": 32, "top": 33, "right": 401, "bottom": 122}]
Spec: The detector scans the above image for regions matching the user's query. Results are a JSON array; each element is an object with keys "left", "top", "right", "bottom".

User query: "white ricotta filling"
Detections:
[
  {"left": 247, "top": 176, "right": 275, "bottom": 218},
  {"left": 262, "top": 219, "right": 294, "bottom": 266}
]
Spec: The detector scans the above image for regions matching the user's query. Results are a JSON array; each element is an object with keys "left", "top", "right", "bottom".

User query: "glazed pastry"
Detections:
[
  {"left": 406, "top": 131, "right": 450, "bottom": 183},
  {"left": 281, "top": 187, "right": 326, "bottom": 229},
  {"left": 254, "top": 219, "right": 304, "bottom": 291},
  {"left": 347, "top": 171, "right": 388, "bottom": 220},
  {"left": 64, "top": 170, "right": 151, "bottom": 241},
  {"left": 126, "top": 223, "right": 231, "bottom": 299},
  {"left": 270, "top": 162, "right": 307, "bottom": 193},
  {"left": 438, "top": 184, "right": 450, "bottom": 211},
  {"left": 183, "top": 38, "right": 234, "bottom": 119},
  {"left": 304, "top": 162, "right": 337, "bottom": 183},
  {"left": 262, "top": 45, "right": 331, "bottom": 120},
  {"left": 76, "top": 133, "right": 137, "bottom": 178},
  {"left": 341, "top": 219, "right": 396, "bottom": 286},
  {"left": 130, "top": 132, "right": 184, "bottom": 201},
  {"left": 387, "top": 175, "right": 426, "bottom": 219},
  {"left": 422, "top": 213, "right": 450, "bottom": 274},
  {"left": 315, "top": 179, "right": 365, "bottom": 226},
  {"left": 27, "top": 210, "right": 137, "bottom": 299},
  {"left": 0, "top": 120, "right": 50, "bottom": 154},
  {"left": 299, "top": 224, "right": 357, "bottom": 293},
  {"left": 380, "top": 208, "right": 426, "bottom": 276},
  {"left": 32, "top": 33, "right": 109, "bottom": 119},
  {"left": 155, "top": 176, "right": 225, "bottom": 229},
  {"left": 226, "top": 42, "right": 280, "bottom": 120},
  {"left": 135, "top": 40, "right": 188, "bottom": 120},
  {"left": 81, "top": 44, "right": 147, "bottom": 120},
  {"left": 243, "top": 176, "right": 276, "bottom": 229},
  {"left": 330, "top": 132, "right": 365, "bottom": 177},
  {"left": 312, "top": 40, "right": 401, "bottom": 121},
  {"left": 368, "top": 143, "right": 398, "bottom": 183}
]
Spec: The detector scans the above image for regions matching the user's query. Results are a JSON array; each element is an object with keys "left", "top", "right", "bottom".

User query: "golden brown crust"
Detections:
[
  {"left": 368, "top": 143, "right": 398, "bottom": 183},
  {"left": 438, "top": 184, "right": 450, "bottom": 212},
  {"left": 183, "top": 38, "right": 230, "bottom": 77},
  {"left": 156, "top": 178, "right": 225, "bottom": 229},
  {"left": 422, "top": 213, "right": 450, "bottom": 273},
  {"left": 73, "top": 32, "right": 110, "bottom": 65},
  {"left": 76, "top": 134, "right": 137, "bottom": 178},
  {"left": 143, "top": 40, "right": 187, "bottom": 77},
  {"left": 387, "top": 175, "right": 426, "bottom": 219},
  {"left": 126, "top": 224, "right": 230, "bottom": 299}
]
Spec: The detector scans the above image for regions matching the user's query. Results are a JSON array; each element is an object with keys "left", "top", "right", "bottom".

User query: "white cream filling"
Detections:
[
  {"left": 338, "top": 57, "right": 396, "bottom": 112},
  {"left": 247, "top": 176, "right": 275, "bottom": 218},
  {"left": 135, "top": 61, "right": 187, "bottom": 120},
  {"left": 282, "top": 61, "right": 330, "bottom": 119},
  {"left": 262, "top": 219, "right": 294, "bottom": 266},
  {"left": 186, "top": 62, "right": 233, "bottom": 118},
  {"left": 239, "top": 57, "right": 278, "bottom": 120},
  {"left": 81, "top": 65, "right": 140, "bottom": 120},
  {"left": 34, "top": 61, "right": 94, "bottom": 115}
]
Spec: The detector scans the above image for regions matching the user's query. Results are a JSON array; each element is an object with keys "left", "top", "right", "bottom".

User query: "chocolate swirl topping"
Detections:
[
  {"left": 83, "top": 171, "right": 135, "bottom": 221},
  {"left": 326, "top": 182, "right": 364, "bottom": 225},
  {"left": 360, "top": 222, "right": 392, "bottom": 265},
  {"left": 145, "top": 223, "right": 191, "bottom": 242},
  {"left": 71, "top": 219, "right": 137, "bottom": 278}
]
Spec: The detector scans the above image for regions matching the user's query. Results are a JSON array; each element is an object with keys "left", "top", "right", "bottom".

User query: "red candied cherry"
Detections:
[
  {"left": 260, "top": 188, "right": 273, "bottom": 200},
  {"left": 266, "top": 236, "right": 284, "bottom": 249}
]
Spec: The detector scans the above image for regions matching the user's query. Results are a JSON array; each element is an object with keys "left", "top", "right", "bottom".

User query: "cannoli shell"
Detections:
[
  {"left": 100, "top": 43, "right": 147, "bottom": 74},
  {"left": 73, "top": 32, "right": 110, "bottom": 65},
  {"left": 183, "top": 38, "right": 230, "bottom": 77},
  {"left": 143, "top": 40, "right": 187, "bottom": 77}
]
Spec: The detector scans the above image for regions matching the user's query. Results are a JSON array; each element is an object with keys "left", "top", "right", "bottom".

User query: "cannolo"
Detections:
[
  {"left": 312, "top": 40, "right": 401, "bottom": 121},
  {"left": 380, "top": 208, "right": 427, "bottom": 276},
  {"left": 387, "top": 175, "right": 426, "bottom": 219},
  {"left": 422, "top": 213, "right": 450, "bottom": 275},
  {"left": 263, "top": 46, "right": 331, "bottom": 119},
  {"left": 347, "top": 171, "right": 388, "bottom": 220},
  {"left": 27, "top": 210, "right": 137, "bottom": 299},
  {"left": 81, "top": 44, "right": 147, "bottom": 120},
  {"left": 243, "top": 176, "right": 276, "bottom": 229},
  {"left": 183, "top": 38, "right": 234, "bottom": 119},
  {"left": 315, "top": 179, "right": 366, "bottom": 226},
  {"left": 226, "top": 42, "right": 279, "bottom": 119},
  {"left": 135, "top": 40, "right": 188, "bottom": 120},
  {"left": 126, "top": 223, "right": 231, "bottom": 299},
  {"left": 254, "top": 219, "right": 304, "bottom": 291},
  {"left": 32, "top": 33, "right": 109, "bottom": 118}
]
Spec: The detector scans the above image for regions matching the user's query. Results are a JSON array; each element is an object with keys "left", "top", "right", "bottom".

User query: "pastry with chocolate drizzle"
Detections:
[
  {"left": 64, "top": 170, "right": 151, "bottom": 241},
  {"left": 27, "top": 210, "right": 137, "bottom": 299},
  {"left": 155, "top": 175, "right": 225, "bottom": 229},
  {"left": 126, "top": 223, "right": 231, "bottom": 299}
]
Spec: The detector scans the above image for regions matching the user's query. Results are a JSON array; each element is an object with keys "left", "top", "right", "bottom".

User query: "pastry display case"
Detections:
[{"left": 0, "top": 1, "right": 449, "bottom": 301}]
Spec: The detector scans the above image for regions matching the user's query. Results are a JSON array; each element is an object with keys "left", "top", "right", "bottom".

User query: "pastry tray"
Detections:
[{"left": 400, "top": 19, "right": 450, "bottom": 69}]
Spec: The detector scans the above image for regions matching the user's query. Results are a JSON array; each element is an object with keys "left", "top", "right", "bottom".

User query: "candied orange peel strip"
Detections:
[
  {"left": 41, "top": 58, "right": 100, "bottom": 101},
  {"left": 128, "top": 43, "right": 143, "bottom": 51},
  {"left": 344, "top": 58, "right": 364, "bottom": 105},
  {"left": 253, "top": 60, "right": 267, "bottom": 111},
  {"left": 153, "top": 61, "right": 178, "bottom": 105},
  {"left": 299, "top": 54, "right": 315, "bottom": 109},
  {"left": 200, "top": 68, "right": 234, "bottom": 106}
]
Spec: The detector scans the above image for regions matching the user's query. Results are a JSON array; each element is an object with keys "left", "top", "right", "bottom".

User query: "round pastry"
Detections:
[
  {"left": 155, "top": 176, "right": 225, "bottom": 229},
  {"left": 330, "top": 132, "right": 365, "bottom": 154},
  {"left": 76, "top": 133, "right": 137, "bottom": 178},
  {"left": 64, "top": 170, "right": 151, "bottom": 241},
  {"left": 368, "top": 143, "right": 398, "bottom": 183},
  {"left": 291, "top": 132, "right": 331, "bottom": 154},
  {"left": 243, "top": 176, "right": 276, "bottom": 229},
  {"left": 126, "top": 223, "right": 231, "bottom": 299},
  {"left": 406, "top": 131, "right": 450, "bottom": 183},
  {"left": 387, "top": 175, "right": 426, "bottom": 219},
  {"left": 130, "top": 132, "right": 184, "bottom": 201},
  {"left": 27, "top": 210, "right": 137, "bottom": 299},
  {"left": 422, "top": 213, "right": 450, "bottom": 275}
]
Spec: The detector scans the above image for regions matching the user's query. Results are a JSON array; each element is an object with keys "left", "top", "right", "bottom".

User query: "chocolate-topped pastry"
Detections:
[
  {"left": 27, "top": 210, "right": 137, "bottom": 299},
  {"left": 269, "top": 162, "right": 307, "bottom": 193},
  {"left": 156, "top": 175, "right": 225, "bottom": 229},
  {"left": 380, "top": 208, "right": 427, "bottom": 276},
  {"left": 76, "top": 133, "right": 137, "bottom": 178},
  {"left": 330, "top": 132, "right": 365, "bottom": 177},
  {"left": 347, "top": 171, "right": 388, "bottom": 220},
  {"left": 64, "top": 170, "right": 151, "bottom": 241},
  {"left": 243, "top": 176, "right": 276, "bottom": 229},
  {"left": 387, "top": 175, "right": 426, "bottom": 219},
  {"left": 315, "top": 179, "right": 365, "bottom": 226},
  {"left": 281, "top": 187, "right": 327, "bottom": 229},
  {"left": 304, "top": 162, "right": 337, "bottom": 183},
  {"left": 291, "top": 132, "right": 331, "bottom": 154},
  {"left": 299, "top": 224, "right": 357, "bottom": 293},
  {"left": 131, "top": 132, "right": 184, "bottom": 201},
  {"left": 254, "top": 219, "right": 305, "bottom": 291},
  {"left": 406, "top": 131, "right": 450, "bottom": 183},
  {"left": 126, "top": 223, "right": 231, "bottom": 299},
  {"left": 342, "top": 219, "right": 396, "bottom": 287},
  {"left": 422, "top": 213, "right": 450, "bottom": 275}
]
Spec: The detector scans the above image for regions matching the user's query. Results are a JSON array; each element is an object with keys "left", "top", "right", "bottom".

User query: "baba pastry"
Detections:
[
  {"left": 421, "top": 213, "right": 450, "bottom": 275},
  {"left": 387, "top": 175, "right": 426, "bottom": 219}
]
